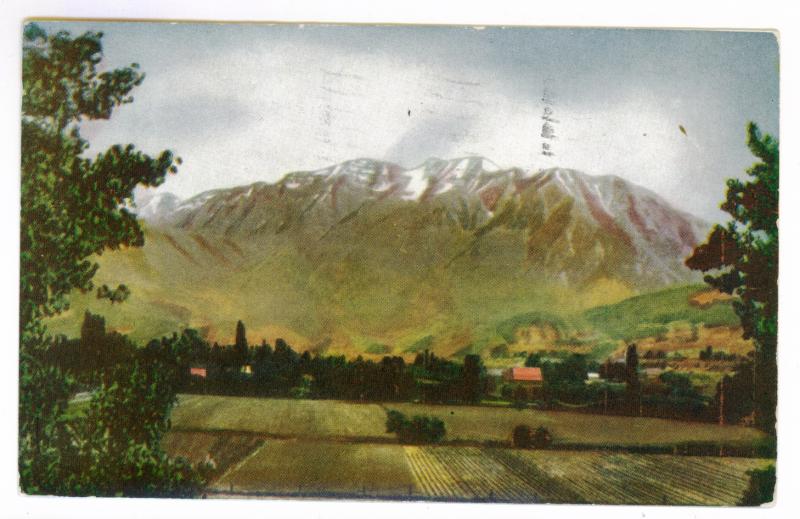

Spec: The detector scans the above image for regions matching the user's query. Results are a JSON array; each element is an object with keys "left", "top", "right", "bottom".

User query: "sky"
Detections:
[{"left": 38, "top": 22, "right": 778, "bottom": 222}]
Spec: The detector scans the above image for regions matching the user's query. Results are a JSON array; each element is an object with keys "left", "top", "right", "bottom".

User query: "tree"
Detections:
[
  {"left": 739, "top": 465, "right": 775, "bottom": 506},
  {"left": 461, "top": 354, "right": 485, "bottom": 403},
  {"left": 512, "top": 424, "right": 532, "bottom": 448},
  {"left": 234, "top": 319, "right": 249, "bottom": 368},
  {"left": 19, "top": 23, "right": 196, "bottom": 495},
  {"left": 624, "top": 344, "right": 641, "bottom": 415},
  {"left": 385, "top": 410, "right": 446, "bottom": 444},
  {"left": 712, "top": 357, "right": 756, "bottom": 425},
  {"left": 686, "top": 122, "right": 778, "bottom": 434},
  {"left": 531, "top": 426, "right": 553, "bottom": 449}
]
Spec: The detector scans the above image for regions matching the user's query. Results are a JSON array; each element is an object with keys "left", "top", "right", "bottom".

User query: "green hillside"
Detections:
[{"left": 583, "top": 284, "right": 740, "bottom": 342}]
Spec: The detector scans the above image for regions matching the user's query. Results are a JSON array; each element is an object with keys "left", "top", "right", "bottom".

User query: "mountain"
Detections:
[
  {"left": 133, "top": 192, "right": 181, "bottom": 223},
  {"left": 139, "top": 157, "right": 707, "bottom": 287},
  {"left": 49, "top": 157, "right": 710, "bottom": 355}
]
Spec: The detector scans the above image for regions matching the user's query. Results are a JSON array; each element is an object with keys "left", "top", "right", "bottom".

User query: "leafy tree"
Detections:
[
  {"left": 524, "top": 351, "right": 543, "bottom": 367},
  {"left": 77, "top": 355, "right": 205, "bottom": 496},
  {"left": 512, "top": 424, "right": 532, "bottom": 448},
  {"left": 385, "top": 410, "right": 446, "bottom": 444},
  {"left": 686, "top": 123, "right": 778, "bottom": 434},
  {"left": 96, "top": 283, "right": 131, "bottom": 304},
  {"left": 531, "top": 426, "right": 553, "bottom": 449},
  {"left": 712, "top": 357, "right": 756, "bottom": 425},
  {"left": 19, "top": 23, "right": 197, "bottom": 495}
]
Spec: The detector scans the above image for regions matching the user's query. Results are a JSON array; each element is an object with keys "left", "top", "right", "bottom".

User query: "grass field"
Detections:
[
  {"left": 171, "top": 394, "right": 766, "bottom": 447},
  {"left": 213, "top": 440, "right": 415, "bottom": 496},
  {"left": 162, "top": 395, "right": 772, "bottom": 504}
]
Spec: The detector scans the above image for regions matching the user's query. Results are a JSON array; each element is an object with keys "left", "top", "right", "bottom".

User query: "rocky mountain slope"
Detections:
[
  {"left": 50, "top": 157, "right": 709, "bottom": 354},
  {"left": 138, "top": 157, "right": 707, "bottom": 287}
]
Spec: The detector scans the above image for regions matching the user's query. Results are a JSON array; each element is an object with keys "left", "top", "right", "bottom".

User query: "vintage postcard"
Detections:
[{"left": 19, "top": 20, "right": 778, "bottom": 506}]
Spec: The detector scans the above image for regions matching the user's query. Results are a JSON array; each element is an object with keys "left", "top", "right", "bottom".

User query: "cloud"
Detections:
[{"left": 47, "top": 22, "right": 777, "bottom": 224}]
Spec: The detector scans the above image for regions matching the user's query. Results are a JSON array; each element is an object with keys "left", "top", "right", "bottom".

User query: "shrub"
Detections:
[
  {"left": 739, "top": 465, "right": 775, "bottom": 506},
  {"left": 512, "top": 425, "right": 532, "bottom": 448},
  {"left": 385, "top": 410, "right": 446, "bottom": 444},
  {"left": 532, "top": 426, "right": 553, "bottom": 448}
]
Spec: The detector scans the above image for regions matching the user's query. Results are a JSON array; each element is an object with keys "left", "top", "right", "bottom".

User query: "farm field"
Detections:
[
  {"left": 162, "top": 395, "right": 773, "bottom": 504},
  {"left": 171, "top": 394, "right": 766, "bottom": 447},
  {"left": 161, "top": 433, "right": 771, "bottom": 505},
  {"left": 212, "top": 440, "right": 416, "bottom": 496},
  {"left": 405, "top": 446, "right": 771, "bottom": 505}
]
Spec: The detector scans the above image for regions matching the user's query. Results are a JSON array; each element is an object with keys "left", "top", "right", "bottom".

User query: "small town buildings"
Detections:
[{"left": 503, "top": 367, "right": 544, "bottom": 385}]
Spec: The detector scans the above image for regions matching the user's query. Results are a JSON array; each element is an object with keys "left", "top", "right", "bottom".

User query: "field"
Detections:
[
  {"left": 170, "top": 394, "right": 765, "bottom": 446},
  {"left": 405, "top": 447, "right": 770, "bottom": 505},
  {"left": 162, "top": 395, "right": 773, "bottom": 504}
]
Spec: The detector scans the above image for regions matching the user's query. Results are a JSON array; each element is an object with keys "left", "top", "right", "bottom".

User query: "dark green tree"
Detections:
[
  {"left": 686, "top": 122, "right": 778, "bottom": 434},
  {"left": 461, "top": 354, "right": 485, "bottom": 403},
  {"left": 234, "top": 320, "right": 249, "bottom": 368},
  {"left": 512, "top": 424, "right": 532, "bottom": 448},
  {"left": 80, "top": 311, "right": 106, "bottom": 375},
  {"left": 19, "top": 23, "right": 198, "bottom": 495},
  {"left": 739, "top": 465, "right": 775, "bottom": 506},
  {"left": 624, "top": 344, "right": 641, "bottom": 415}
]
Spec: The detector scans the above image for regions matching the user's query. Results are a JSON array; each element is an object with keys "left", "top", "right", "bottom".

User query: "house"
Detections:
[
  {"left": 486, "top": 368, "right": 505, "bottom": 378},
  {"left": 503, "top": 367, "right": 544, "bottom": 385},
  {"left": 189, "top": 367, "right": 207, "bottom": 378},
  {"left": 644, "top": 367, "right": 664, "bottom": 378}
]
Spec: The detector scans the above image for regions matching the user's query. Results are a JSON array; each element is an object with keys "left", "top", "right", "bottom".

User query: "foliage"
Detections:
[
  {"left": 233, "top": 320, "right": 248, "bottom": 368},
  {"left": 512, "top": 424, "right": 532, "bottom": 448},
  {"left": 738, "top": 465, "right": 775, "bottom": 506},
  {"left": 96, "top": 283, "right": 131, "bottom": 304},
  {"left": 624, "top": 344, "right": 641, "bottom": 415},
  {"left": 531, "top": 426, "right": 553, "bottom": 449},
  {"left": 641, "top": 371, "right": 709, "bottom": 421},
  {"left": 20, "top": 24, "right": 177, "bottom": 330},
  {"left": 19, "top": 23, "right": 200, "bottom": 496},
  {"left": 540, "top": 354, "right": 588, "bottom": 404},
  {"left": 712, "top": 357, "right": 756, "bottom": 425},
  {"left": 385, "top": 410, "right": 445, "bottom": 444},
  {"left": 511, "top": 424, "right": 552, "bottom": 449},
  {"left": 76, "top": 354, "right": 206, "bottom": 496},
  {"left": 686, "top": 123, "right": 778, "bottom": 434},
  {"left": 461, "top": 354, "right": 486, "bottom": 403}
]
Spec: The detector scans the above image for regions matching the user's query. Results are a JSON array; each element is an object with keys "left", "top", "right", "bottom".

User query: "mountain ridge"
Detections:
[
  {"left": 50, "top": 156, "right": 711, "bottom": 353},
  {"left": 135, "top": 157, "right": 707, "bottom": 288}
]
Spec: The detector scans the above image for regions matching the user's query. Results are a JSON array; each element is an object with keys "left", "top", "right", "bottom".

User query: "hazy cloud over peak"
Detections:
[{"left": 41, "top": 22, "right": 778, "bottom": 222}]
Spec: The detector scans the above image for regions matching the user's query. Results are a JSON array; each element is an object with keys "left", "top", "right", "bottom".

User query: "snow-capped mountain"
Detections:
[{"left": 136, "top": 157, "right": 707, "bottom": 288}]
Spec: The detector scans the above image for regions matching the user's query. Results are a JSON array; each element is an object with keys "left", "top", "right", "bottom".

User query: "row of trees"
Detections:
[{"left": 49, "top": 316, "right": 489, "bottom": 405}]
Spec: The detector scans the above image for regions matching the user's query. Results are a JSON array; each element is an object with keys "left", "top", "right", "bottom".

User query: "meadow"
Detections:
[
  {"left": 162, "top": 394, "right": 772, "bottom": 504},
  {"left": 170, "top": 394, "right": 765, "bottom": 446}
]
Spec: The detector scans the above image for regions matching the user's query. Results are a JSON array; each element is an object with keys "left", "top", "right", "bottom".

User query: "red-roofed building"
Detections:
[
  {"left": 190, "top": 367, "right": 207, "bottom": 378},
  {"left": 503, "top": 367, "right": 544, "bottom": 384}
]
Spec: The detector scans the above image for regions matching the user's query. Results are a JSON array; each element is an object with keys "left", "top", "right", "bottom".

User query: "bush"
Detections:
[
  {"left": 385, "top": 410, "right": 445, "bottom": 444},
  {"left": 739, "top": 465, "right": 775, "bottom": 506},
  {"left": 532, "top": 426, "right": 553, "bottom": 449},
  {"left": 512, "top": 425, "right": 553, "bottom": 449},
  {"left": 512, "top": 425, "right": 532, "bottom": 448}
]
